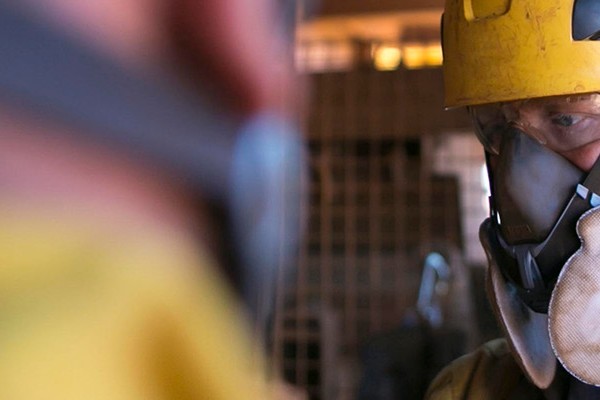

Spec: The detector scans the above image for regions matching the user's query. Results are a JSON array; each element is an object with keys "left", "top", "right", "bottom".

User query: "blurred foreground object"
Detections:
[{"left": 0, "top": 0, "right": 305, "bottom": 398}]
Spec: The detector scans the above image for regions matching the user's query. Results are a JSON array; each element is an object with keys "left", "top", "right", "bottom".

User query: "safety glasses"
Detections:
[{"left": 470, "top": 93, "right": 600, "bottom": 155}]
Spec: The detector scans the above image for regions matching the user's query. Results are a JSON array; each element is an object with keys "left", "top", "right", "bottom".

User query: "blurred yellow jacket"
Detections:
[{"left": 0, "top": 203, "right": 269, "bottom": 400}]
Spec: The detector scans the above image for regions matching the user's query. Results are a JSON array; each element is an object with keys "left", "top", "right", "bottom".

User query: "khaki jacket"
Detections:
[{"left": 425, "top": 339, "right": 545, "bottom": 400}]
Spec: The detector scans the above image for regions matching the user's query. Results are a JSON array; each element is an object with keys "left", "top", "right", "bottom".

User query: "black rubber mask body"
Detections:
[
  {"left": 493, "top": 128, "right": 584, "bottom": 245},
  {"left": 487, "top": 128, "right": 596, "bottom": 312}
]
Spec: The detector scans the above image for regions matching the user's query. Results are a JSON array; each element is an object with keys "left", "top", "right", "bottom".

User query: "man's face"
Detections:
[{"left": 470, "top": 93, "right": 600, "bottom": 171}]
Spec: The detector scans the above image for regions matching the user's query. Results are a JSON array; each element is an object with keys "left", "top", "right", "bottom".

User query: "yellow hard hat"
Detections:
[{"left": 442, "top": 0, "right": 600, "bottom": 108}]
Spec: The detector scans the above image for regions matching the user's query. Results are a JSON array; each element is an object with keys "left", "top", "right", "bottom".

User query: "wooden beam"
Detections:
[{"left": 318, "top": 0, "right": 444, "bottom": 16}]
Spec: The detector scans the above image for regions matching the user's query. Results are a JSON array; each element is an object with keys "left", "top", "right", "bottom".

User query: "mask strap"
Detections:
[{"left": 534, "top": 156, "right": 600, "bottom": 269}]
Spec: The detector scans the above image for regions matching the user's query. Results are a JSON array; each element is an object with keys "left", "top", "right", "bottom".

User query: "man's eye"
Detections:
[{"left": 551, "top": 114, "right": 582, "bottom": 127}]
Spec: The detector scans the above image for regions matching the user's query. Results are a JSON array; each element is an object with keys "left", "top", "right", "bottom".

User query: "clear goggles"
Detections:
[{"left": 470, "top": 93, "right": 600, "bottom": 155}]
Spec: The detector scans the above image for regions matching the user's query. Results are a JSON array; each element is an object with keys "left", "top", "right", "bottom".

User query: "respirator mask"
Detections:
[{"left": 472, "top": 93, "right": 600, "bottom": 387}]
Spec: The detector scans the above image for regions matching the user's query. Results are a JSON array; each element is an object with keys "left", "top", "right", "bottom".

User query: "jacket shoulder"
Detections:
[{"left": 424, "top": 338, "right": 543, "bottom": 400}]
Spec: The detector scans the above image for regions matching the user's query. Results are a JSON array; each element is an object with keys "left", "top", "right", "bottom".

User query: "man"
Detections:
[
  {"left": 0, "top": 0, "right": 303, "bottom": 398},
  {"left": 426, "top": 0, "right": 600, "bottom": 398}
]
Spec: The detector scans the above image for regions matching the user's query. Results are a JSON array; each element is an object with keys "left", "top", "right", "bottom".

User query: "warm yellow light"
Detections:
[
  {"left": 401, "top": 42, "right": 443, "bottom": 69},
  {"left": 373, "top": 45, "right": 402, "bottom": 71},
  {"left": 424, "top": 43, "right": 443, "bottom": 67},
  {"left": 401, "top": 45, "right": 425, "bottom": 69}
]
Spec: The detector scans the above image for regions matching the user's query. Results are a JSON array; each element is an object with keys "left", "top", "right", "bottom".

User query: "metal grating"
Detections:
[
  {"left": 272, "top": 68, "right": 475, "bottom": 400},
  {"left": 432, "top": 132, "right": 489, "bottom": 265}
]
